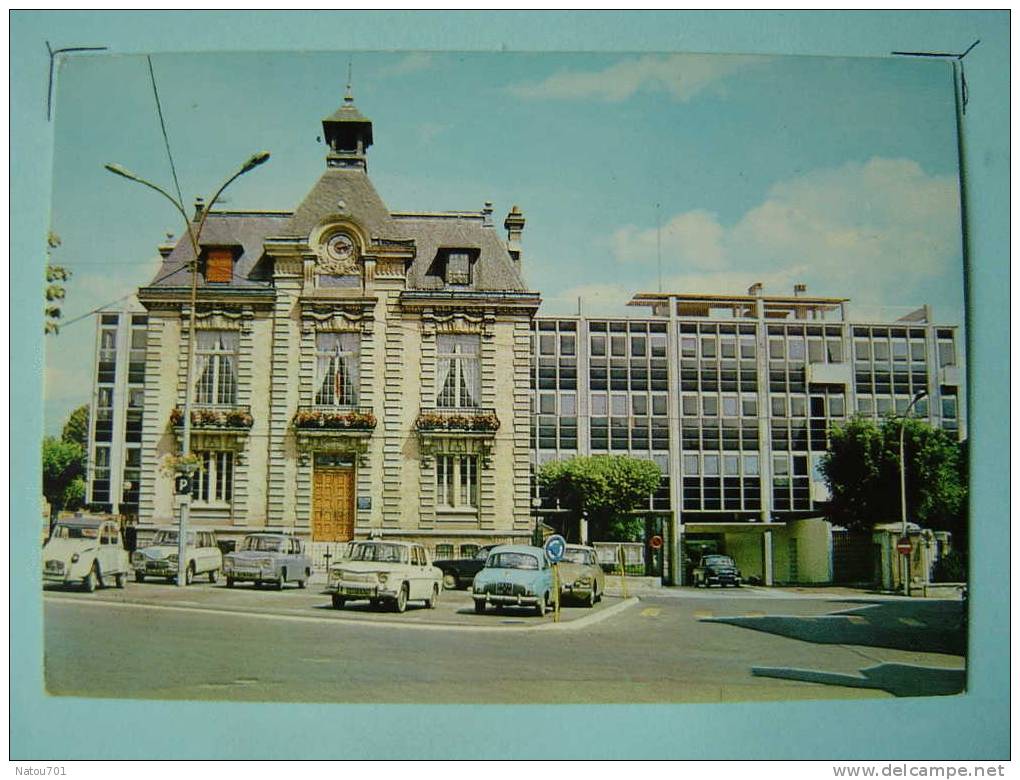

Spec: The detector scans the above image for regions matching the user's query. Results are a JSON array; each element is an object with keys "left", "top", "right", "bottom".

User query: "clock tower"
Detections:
[{"left": 321, "top": 82, "right": 374, "bottom": 172}]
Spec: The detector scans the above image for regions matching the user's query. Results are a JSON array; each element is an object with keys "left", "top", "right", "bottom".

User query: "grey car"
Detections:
[{"left": 223, "top": 533, "right": 313, "bottom": 590}]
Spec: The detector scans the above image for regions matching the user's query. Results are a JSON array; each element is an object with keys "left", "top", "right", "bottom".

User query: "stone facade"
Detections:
[{"left": 135, "top": 91, "right": 539, "bottom": 558}]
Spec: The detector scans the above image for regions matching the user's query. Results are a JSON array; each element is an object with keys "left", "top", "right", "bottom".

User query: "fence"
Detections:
[{"left": 307, "top": 541, "right": 352, "bottom": 571}]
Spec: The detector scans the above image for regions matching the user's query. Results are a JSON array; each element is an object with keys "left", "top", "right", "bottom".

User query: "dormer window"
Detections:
[
  {"left": 427, "top": 248, "right": 477, "bottom": 288},
  {"left": 203, "top": 247, "right": 238, "bottom": 284},
  {"left": 447, "top": 251, "right": 471, "bottom": 285}
]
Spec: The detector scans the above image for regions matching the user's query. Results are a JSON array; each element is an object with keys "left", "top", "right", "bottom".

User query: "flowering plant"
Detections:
[
  {"left": 159, "top": 451, "right": 204, "bottom": 476},
  {"left": 415, "top": 411, "right": 500, "bottom": 432},
  {"left": 292, "top": 409, "right": 377, "bottom": 430},
  {"left": 170, "top": 407, "right": 253, "bottom": 429}
]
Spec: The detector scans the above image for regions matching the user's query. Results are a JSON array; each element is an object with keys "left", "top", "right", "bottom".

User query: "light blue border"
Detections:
[{"left": 11, "top": 11, "right": 1008, "bottom": 759}]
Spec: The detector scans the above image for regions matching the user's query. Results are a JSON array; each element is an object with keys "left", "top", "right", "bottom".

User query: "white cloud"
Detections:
[
  {"left": 508, "top": 54, "right": 762, "bottom": 102},
  {"left": 379, "top": 53, "right": 434, "bottom": 78},
  {"left": 607, "top": 157, "right": 961, "bottom": 304}
]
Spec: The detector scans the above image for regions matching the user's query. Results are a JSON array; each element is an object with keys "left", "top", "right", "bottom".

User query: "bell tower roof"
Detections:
[{"left": 321, "top": 73, "right": 373, "bottom": 171}]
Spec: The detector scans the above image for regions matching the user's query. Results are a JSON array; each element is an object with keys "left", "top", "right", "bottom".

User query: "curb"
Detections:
[{"left": 43, "top": 593, "right": 639, "bottom": 634}]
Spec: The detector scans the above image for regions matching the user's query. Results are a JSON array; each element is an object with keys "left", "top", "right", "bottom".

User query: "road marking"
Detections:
[
  {"left": 694, "top": 609, "right": 714, "bottom": 619},
  {"left": 898, "top": 617, "right": 926, "bottom": 627},
  {"left": 640, "top": 607, "right": 661, "bottom": 617}
]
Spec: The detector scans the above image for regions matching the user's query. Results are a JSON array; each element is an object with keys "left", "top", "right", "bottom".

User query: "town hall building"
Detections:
[{"left": 134, "top": 89, "right": 540, "bottom": 561}]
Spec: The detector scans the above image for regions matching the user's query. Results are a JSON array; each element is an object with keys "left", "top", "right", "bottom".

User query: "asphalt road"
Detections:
[{"left": 43, "top": 586, "right": 966, "bottom": 704}]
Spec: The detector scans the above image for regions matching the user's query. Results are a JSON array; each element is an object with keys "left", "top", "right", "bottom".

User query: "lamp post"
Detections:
[
  {"left": 899, "top": 388, "right": 927, "bottom": 597},
  {"left": 105, "top": 152, "right": 270, "bottom": 587}
]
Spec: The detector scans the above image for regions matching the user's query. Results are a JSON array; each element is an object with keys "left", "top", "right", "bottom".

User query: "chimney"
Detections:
[
  {"left": 504, "top": 205, "right": 526, "bottom": 267},
  {"left": 747, "top": 282, "right": 763, "bottom": 296},
  {"left": 794, "top": 283, "right": 807, "bottom": 297},
  {"left": 482, "top": 201, "right": 494, "bottom": 228},
  {"left": 193, "top": 197, "right": 205, "bottom": 221},
  {"left": 158, "top": 233, "right": 176, "bottom": 259}
]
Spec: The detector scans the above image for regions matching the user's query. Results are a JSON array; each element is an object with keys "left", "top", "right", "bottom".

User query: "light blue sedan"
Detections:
[{"left": 471, "top": 545, "right": 553, "bottom": 616}]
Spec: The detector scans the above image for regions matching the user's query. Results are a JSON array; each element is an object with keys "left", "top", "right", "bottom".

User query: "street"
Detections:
[{"left": 43, "top": 582, "right": 966, "bottom": 703}]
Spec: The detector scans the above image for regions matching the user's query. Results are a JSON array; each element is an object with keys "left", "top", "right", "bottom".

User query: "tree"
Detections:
[
  {"left": 62, "top": 404, "right": 90, "bottom": 448},
  {"left": 42, "top": 436, "right": 85, "bottom": 522},
  {"left": 45, "top": 231, "right": 71, "bottom": 335},
  {"left": 820, "top": 416, "right": 967, "bottom": 537},
  {"left": 538, "top": 455, "right": 662, "bottom": 542}
]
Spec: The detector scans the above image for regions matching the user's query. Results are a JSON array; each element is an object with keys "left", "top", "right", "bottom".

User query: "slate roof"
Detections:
[{"left": 147, "top": 212, "right": 290, "bottom": 288}]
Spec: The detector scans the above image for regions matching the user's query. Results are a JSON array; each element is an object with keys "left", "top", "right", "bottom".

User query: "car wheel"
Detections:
[
  {"left": 473, "top": 599, "right": 486, "bottom": 614},
  {"left": 226, "top": 577, "right": 235, "bottom": 588},
  {"left": 443, "top": 572, "right": 458, "bottom": 590},
  {"left": 82, "top": 564, "right": 97, "bottom": 593},
  {"left": 586, "top": 587, "right": 596, "bottom": 608},
  {"left": 535, "top": 593, "right": 547, "bottom": 617},
  {"left": 135, "top": 572, "right": 145, "bottom": 583},
  {"left": 594, "top": 585, "right": 602, "bottom": 603},
  {"left": 209, "top": 569, "right": 218, "bottom": 584},
  {"left": 393, "top": 583, "right": 408, "bottom": 613},
  {"left": 115, "top": 572, "right": 126, "bottom": 589},
  {"left": 426, "top": 584, "right": 440, "bottom": 609},
  {"left": 184, "top": 564, "right": 195, "bottom": 586},
  {"left": 276, "top": 569, "right": 286, "bottom": 591},
  {"left": 331, "top": 594, "right": 345, "bottom": 609},
  {"left": 297, "top": 569, "right": 310, "bottom": 589}
]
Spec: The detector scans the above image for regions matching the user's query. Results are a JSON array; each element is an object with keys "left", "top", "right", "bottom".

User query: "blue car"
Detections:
[{"left": 472, "top": 544, "right": 553, "bottom": 616}]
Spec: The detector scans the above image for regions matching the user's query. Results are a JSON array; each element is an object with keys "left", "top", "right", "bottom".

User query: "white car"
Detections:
[
  {"left": 43, "top": 516, "right": 130, "bottom": 591},
  {"left": 132, "top": 527, "right": 223, "bottom": 585},
  {"left": 327, "top": 540, "right": 443, "bottom": 613}
]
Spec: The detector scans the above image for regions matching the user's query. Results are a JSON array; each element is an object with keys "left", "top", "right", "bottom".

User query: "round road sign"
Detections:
[
  {"left": 649, "top": 535, "right": 663, "bottom": 550},
  {"left": 896, "top": 537, "right": 912, "bottom": 556},
  {"left": 544, "top": 534, "right": 566, "bottom": 564}
]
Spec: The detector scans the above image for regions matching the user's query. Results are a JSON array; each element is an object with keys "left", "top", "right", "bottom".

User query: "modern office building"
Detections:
[
  {"left": 85, "top": 307, "right": 149, "bottom": 518},
  {"left": 133, "top": 89, "right": 538, "bottom": 560},
  {"left": 530, "top": 288, "right": 963, "bottom": 585}
]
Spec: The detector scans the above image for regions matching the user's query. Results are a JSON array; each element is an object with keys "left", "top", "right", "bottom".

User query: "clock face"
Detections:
[{"left": 325, "top": 232, "right": 356, "bottom": 263}]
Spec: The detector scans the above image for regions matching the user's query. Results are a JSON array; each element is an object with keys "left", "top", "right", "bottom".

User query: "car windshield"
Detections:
[
  {"left": 474, "top": 548, "right": 491, "bottom": 560},
  {"left": 487, "top": 552, "right": 539, "bottom": 570},
  {"left": 50, "top": 525, "right": 98, "bottom": 540},
  {"left": 562, "top": 548, "right": 592, "bottom": 565},
  {"left": 243, "top": 536, "right": 284, "bottom": 552},
  {"left": 348, "top": 543, "right": 407, "bottom": 564},
  {"left": 151, "top": 530, "right": 196, "bottom": 546},
  {"left": 704, "top": 555, "right": 733, "bottom": 566}
]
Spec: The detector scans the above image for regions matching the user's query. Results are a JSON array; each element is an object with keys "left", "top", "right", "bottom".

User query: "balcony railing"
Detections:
[
  {"left": 415, "top": 407, "right": 500, "bottom": 433},
  {"left": 170, "top": 405, "right": 253, "bottom": 430},
  {"left": 292, "top": 406, "right": 377, "bottom": 431}
]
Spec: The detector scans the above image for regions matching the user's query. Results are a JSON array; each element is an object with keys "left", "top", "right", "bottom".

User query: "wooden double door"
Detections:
[{"left": 312, "top": 466, "right": 355, "bottom": 542}]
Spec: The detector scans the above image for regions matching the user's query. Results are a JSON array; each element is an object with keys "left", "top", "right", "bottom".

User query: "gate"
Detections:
[{"left": 832, "top": 530, "right": 876, "bottom": 585}]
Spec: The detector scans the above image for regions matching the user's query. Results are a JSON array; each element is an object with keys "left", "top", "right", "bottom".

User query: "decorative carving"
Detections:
[{"left": 376, "top": 260, "right": 406, "bottom": 279}]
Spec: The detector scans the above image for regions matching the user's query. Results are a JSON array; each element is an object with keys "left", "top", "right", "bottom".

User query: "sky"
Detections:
[{"left": 44, "top": 50, "right": 965, "bottom": 434}]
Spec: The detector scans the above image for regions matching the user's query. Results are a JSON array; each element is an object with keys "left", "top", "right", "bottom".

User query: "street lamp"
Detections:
[
  {"left": 105, "top": 152, "right": 270, "bottom": 587},
  {"left": 899, "top": 388, "right": 927, "bottom": 597}
]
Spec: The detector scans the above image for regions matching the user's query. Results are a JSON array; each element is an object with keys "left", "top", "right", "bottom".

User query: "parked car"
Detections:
[
  {"left": 692, "top": 554, "right": 742, "bottom": 588},
  {"left": 327, "top": 540, "right": 442, "bottom": 613},
  {"left": 472, "top": 545, "right": 554, "bottom": 616},
  {"left": 223, "top": 532, "right": 312, "bottom": 589},
  {"left": 132, "top": 527, "right": 222, "bottom": 585},
  {"left": 433, "top": 544, "right": 498, "bottom": 590},
  {"left": 557, "top": 544, "right": 605, "bottom": 607},
  {"left": 43, "top": 516, "right": 129, "bottom": 592}
]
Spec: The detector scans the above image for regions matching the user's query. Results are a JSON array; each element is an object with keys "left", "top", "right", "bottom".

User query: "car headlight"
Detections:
[
  {"left": 378, "top": 573, "right": 388, "bottom": 584},
  {"left": 132, "top": 552, "right": 144, "bottom": 563},
  {"left": 168, "top": 554, "right": 178, "bottom": 564},
  {"left": 223, "top": 559, "right": 233, "bottom": 571},
  {"left": 329, "top": 569, "right": 342, "bottom": 582},
  {"left": 259, "top": 558, "right": 273, "bottom": 568},
  {"left": 70, "top": 553, "right": 80, "bottom": 563}
]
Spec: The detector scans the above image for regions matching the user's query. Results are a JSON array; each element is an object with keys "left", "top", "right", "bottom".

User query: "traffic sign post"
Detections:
[
  {"left": 544, "top": 535, "right": 566, "bottom": 622},
  {"left": 174, "top": 474, "right": 192, "bottom": 496},
  {"left": 897, "top": 537, "right": 912, "bottom": 556}
]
